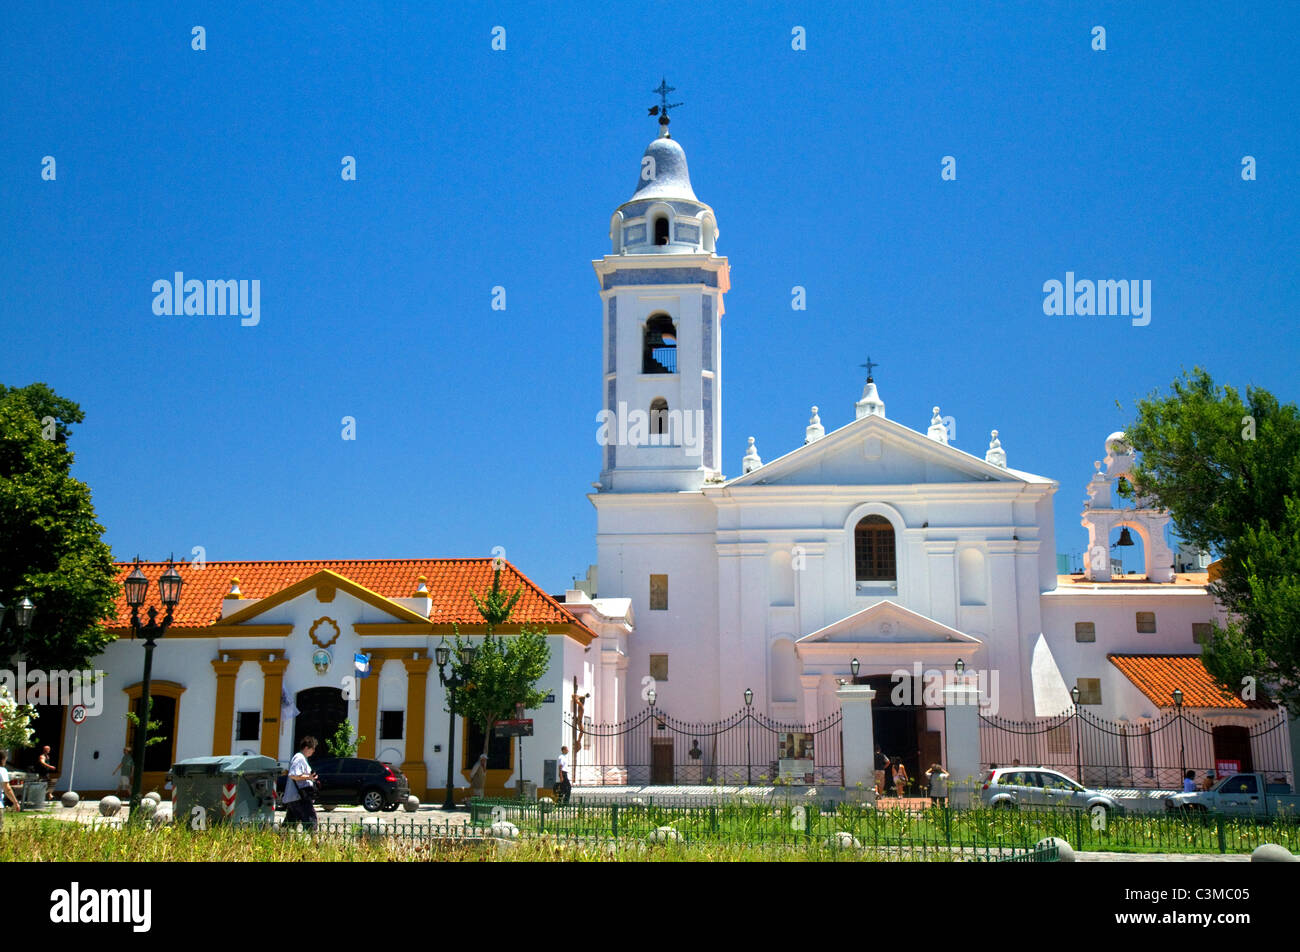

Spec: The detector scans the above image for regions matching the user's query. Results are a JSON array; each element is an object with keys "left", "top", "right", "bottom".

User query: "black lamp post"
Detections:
[
  {"left": 743, "top": 688, "right": 754, "bottom": 785},
  {"left": 123, "top": 557, "right": 183, "bottom": 819},
  {"left": 435, "top": 641, "right": 477, "bottom": 810},
  {"left": 955, "top": 658, "right": 965, "bottom": 676},
  {"left": 1172, "top": 688, "right": 1185, "bottom": 784}
]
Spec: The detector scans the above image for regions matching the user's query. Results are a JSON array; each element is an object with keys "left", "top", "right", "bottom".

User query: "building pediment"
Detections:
[
  {"left": 725, "top": 413, "right": 1050, "bottom": 489},
  {"left": 797, "top": 601, "right": 983, "bottom": 646},
  {"left": 218, "top": 569, "right": 432, "bottom": 626}
]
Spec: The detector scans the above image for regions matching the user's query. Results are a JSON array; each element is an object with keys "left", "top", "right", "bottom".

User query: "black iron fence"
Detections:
[
  {"left": 979, "top": 706, "right": 1294, "bottom": 790},
  {"left": 567, "top": 706, "right": 843, "bottom": 787}
]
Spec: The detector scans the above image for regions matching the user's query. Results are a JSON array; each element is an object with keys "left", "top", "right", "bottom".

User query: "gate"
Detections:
[
  {"left": 979, "top": 706, "right": 1294, "bottom": 790},
  {"left": 567, "top": 706, "right": 844, "bottom": 787}
]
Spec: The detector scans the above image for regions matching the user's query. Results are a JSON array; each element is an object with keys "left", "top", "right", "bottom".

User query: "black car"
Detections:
[{"left": 276, "top": 757, "right": 410, "bottom": 812}]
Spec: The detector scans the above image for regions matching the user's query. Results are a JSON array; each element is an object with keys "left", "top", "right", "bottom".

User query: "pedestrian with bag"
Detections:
[{"left": 281, "top": 736, "right": 319, "bottom": 830}]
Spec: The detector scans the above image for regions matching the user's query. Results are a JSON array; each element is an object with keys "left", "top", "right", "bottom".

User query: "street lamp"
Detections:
[
  {"left": 1070, "top": 685, "right": 1080, "bottom": 707},
  {"left": 954, "top": 658, "right": 965, "bottom": 675},
  {"left": 124, "top": 557, "right": 183, "bottom": 819},
  {"left": 647, "top": 687, "right": 656, "bottom": 709},
  {"left": 1172, "top": 688, "right": 1186, "bottom": 784},
  {"left": 435, "top": 640, "right": 477, "bottom": 810},
  {"left": 0, "top": 596, "right": 37, "bottom": 633},
  {"left": 743, "top": 688, "right": 754, "bottom": 784},
  {"left": 850, "top": 658, "right": 860, "bottom": 679}
]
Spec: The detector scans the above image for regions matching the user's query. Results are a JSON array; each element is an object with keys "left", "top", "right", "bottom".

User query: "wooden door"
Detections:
[{"left": 651, "top": 743, "right": 674, "bottom": 785}]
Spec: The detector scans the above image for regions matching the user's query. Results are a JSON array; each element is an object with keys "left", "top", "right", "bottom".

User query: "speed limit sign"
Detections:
[{"left": 70, "top": 705, "right": 87, "bottom": 725}]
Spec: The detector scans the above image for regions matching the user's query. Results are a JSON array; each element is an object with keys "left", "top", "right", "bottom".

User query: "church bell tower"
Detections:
[{"left": 594, "top": 82, "right": 729, "bottom": 492}]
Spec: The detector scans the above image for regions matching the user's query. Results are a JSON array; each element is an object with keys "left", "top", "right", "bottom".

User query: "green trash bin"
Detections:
[{"left": 172, "top": 755, "right": 279, "bottom": 828}]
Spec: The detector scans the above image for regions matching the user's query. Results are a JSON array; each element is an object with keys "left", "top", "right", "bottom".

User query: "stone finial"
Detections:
[
  {"left": 805, "top": 405, "right": 825, "bottom": 444},
  {"left": 855, "top": 381, "right": 885, "bottom": 420},
  {"left": 742, "top": 436, "right": 763, "bottom": 474},
  {"left": 413, "top": 575, "right": 429, "bottom": 597},
  {"left": 927, "top": 406, "right": 950, "bottom": 445},
  {"left": 985, "top": 429, "right": 1007, "bottom": 468},
  {"left": 227, "top": 577, "right": 243, "bottom": 599}
]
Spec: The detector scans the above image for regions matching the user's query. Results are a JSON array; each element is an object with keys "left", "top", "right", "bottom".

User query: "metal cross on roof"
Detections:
[
  {"left": 860, "top": 356, "right": 879, "bottom": 380},
  {"left": 648, "top": 78, "right": 683, "bottom": 121}
]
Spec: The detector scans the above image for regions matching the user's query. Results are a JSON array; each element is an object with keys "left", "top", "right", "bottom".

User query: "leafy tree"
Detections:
[
  {"left": 125, "top": 696, "right": 167, "bottom": 751},
  {"left": 447, "top": 568, "right": 551, "bottom": 761},
  {"left": 1125, "top": 368, "right": 1300, "bottom": 709},
  {"left": 0, "top": 684, "right": 36, "bottom": 750},
  {"left": 0, "top": 383, "right": 119, "bottom": 670},
  {"left": 324, "top": 719, "right": 364, "bottom": 758}
]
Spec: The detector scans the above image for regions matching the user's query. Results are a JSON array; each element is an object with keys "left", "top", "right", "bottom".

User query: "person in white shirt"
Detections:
[
  {"left": 0, "top": 752, "right": 21, "bottom": 830},
  {"left": 281, "top": 736, "right": 319, "bottom": 830},
  {"left": 556, "top": 746, "right": 571, "bottom": 804}
]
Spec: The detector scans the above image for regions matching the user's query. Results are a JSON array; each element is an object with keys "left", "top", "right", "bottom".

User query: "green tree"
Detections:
[
  {"left": 324, "top": 719, "right": 364, "bottom": 758},
  {"left": 447, "top": 568, "right": 551, "bottom": 761},
  {"left": 0, "top": 383, "right": 119, "bottom": 670},
  {"left": 1125, "top": 368, "right": 1300, "bottom": 709}
]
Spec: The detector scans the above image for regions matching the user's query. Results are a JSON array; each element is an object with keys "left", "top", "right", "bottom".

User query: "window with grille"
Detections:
[
  {"left": 1074, "top": 622, "right": 1096, "bottom": 643},
  {"left": 236, "top": 711, "right": 260, "bottom": 742},
  {"left": 649, "top": 574, "right": 668, "bottom": 610},
  {"left": 1192, "top": 622, "right": 1212, "bottom": 645},
  {"left": 1076, "top": 678, "right": 1102, "bottom": 705},
  {"left": 854, "top": 515, "right": 896, "bottom": 582},
  {"left": 1136, "top": 611, "right": 1156, "bottom": 633},
  {"left": 643, "top": 315, "right": 677, "bottom": 374}
]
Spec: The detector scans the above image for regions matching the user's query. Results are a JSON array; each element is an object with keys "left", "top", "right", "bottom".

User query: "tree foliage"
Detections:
[
  {"left": 324, "top": 719, "right": 364, "bottom": 758},
  {"left": 1125, "top": 368, "right": 1300, "bottom": 710},
  {"left": 0, "top": 383, "right": 119, "bottom": 670},
  {"left": 447, "top": 568, "right": 551, "bottom": 759}
]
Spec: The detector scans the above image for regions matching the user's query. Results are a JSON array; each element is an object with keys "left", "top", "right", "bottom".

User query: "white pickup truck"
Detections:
[{"left": 1165, "top": 772, "right": 1300, "bottom": 817}]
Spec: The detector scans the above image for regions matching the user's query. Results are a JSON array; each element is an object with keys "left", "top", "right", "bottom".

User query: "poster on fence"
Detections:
[{"left": 778, "top": 731, "right": 815, "bottom": 783}]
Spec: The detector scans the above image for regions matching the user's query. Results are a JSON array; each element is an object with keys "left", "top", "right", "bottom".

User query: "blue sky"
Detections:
[{"left": 2, "top": 2, "right": 1296, "bottom": 593}]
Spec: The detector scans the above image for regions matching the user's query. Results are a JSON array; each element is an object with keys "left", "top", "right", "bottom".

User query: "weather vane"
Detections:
[
  {"left": 860, "top": 356, "right": 879, "bottom": 381},
  {"left": 648, "top": 78, "right": 683, "bottom": 130}
]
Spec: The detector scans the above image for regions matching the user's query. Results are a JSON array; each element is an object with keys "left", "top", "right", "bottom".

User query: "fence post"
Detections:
[
  {"left": 942, "top": 680, "right": 982, "bottom": 807},
  {"left": 611, "top": 804, "right": 618, "bottom": 837},
  {"left": 834, "top": 683, "right": 878, "bottom": 804},
  {"left": 1216, "top": 815, "right": 1226, "bottom": 854},
  {"left": 1075, "top": 809, "right": 1083, "bottom": 849}
]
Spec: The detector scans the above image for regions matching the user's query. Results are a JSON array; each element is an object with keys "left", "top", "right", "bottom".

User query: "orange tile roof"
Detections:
[
  {"left": 108, "top": 558, "right": 595, "bottom": 636},
  {"left": 1108, "top": 654, "right": 1273, "bottom": 710}
]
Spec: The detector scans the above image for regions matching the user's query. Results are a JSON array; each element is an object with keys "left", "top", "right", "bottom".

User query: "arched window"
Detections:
[
  {"left": 643, "top": 314, "right": 677, "bottom": 373},
  {"left": 854, "top": 515, "right": 896, "bottom": 582},
  {"left": 649, "top": 397, "right": 669, "bottom": 436},
  {"left": 701, "top": 215, "right": 716, "bottom": 253},
  {"left": 653, "top": 215, "right": 670, "bottom": 245}
]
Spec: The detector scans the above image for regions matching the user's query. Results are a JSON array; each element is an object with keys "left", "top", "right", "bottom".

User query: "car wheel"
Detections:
[
  {"left": 362, "top": 789, "right": 385, "bottom": 812},
  {"left": 993, "top": 799, "right": 1017, "bottom": 810}
]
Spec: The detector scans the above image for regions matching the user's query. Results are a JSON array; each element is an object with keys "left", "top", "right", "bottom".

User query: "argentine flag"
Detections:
[{"left": 354, "top": 652, "right": 371, "bottom": 678}]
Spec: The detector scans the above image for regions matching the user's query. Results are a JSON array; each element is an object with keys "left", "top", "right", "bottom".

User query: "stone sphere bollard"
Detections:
[
  {"left": 60, "top": 791, "right": 80, "bottom": 809},
  {"left": 403, "top": 795, "right": 419, "bottom": 813},
  {"left": 1251, "top": 843, "right": 1297, "bottom": 862},
  {"left": 490, "top": 820, "right": 519, "bottom": 839},
  {"left": 646, "top": 826, "right": 681, "bottom": 844},
  {"left": 142, "top": 791, "right": 161, "bottom": 806},
  {"left": 137, "top": 798, "right": 157, "bottom": 819},
  {"left": 826, "top": 831, "right": 861, "bottom": 849},
  {"left": 1035, "top": 836, "right": 1075, "bottom": 862},
  {"left": 98, "top": 796, "right": 122, "bottom": 817}
]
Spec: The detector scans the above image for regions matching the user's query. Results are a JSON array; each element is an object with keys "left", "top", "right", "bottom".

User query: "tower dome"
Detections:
[{"left": 629, "top": 135, "right": 698, "bottom": 202}]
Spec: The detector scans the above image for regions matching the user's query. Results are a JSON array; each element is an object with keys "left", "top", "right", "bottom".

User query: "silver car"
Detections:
[{"left": 979, "top": 766, "right": 1121, "bottom": 818}]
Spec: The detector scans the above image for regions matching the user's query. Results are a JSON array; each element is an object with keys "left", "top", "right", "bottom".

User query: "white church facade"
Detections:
[{"left": 567, "top": 113, "right": 1295, "bottom": 790}]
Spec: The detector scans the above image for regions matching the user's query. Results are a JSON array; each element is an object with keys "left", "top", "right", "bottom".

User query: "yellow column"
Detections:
[
  {"left": 258, "top": 657, "right": 290, "bottom": 759},
  {"left": 401, "top": 657, "right": 433, "bottom": 798},
  {"left": 210, "top": 658, "right": 243, "bottom": 756},
  {"left": 357, "top": 657, "right": 386, "bottom": 760}
]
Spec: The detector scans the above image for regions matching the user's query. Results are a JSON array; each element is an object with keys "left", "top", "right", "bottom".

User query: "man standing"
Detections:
[
  {"left": 469, "top": 754, "right": 488, "bottom": 801},
  {"left": 281, "top": 736, "right": 319, "bottom": 830},
  {"left": 114, "top": 747, "right": 133, "bottom": 798},
  {"left": 556, "top": 745, "right": 572, "bottom": 805},
  {"left": 874, "top": 747, "right": 890, "bottom": 796},
  {"left": 35, "top": 745, "right": 55, "bottom": 800}
]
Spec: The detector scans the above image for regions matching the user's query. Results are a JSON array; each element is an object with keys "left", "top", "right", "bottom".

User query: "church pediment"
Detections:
[
  {"left": 797, "top": 601, "right": 983, "bottom": 646},
  {"left": 725, "top": 414, "right": 1046, "bottom": 489}
]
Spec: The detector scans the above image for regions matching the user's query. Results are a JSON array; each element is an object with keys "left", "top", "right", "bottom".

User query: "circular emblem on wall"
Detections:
[
  {"left": 312, "top": 647, "right": 333, "bottom": 675},
  {"left": 309, "top": 616, "right": 341, "bottom": 649}
]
